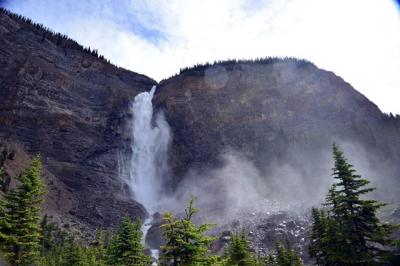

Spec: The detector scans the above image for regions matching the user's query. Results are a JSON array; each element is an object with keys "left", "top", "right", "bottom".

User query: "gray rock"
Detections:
[{"left": 0, "top": 9, "right": 156, "bottom": 230}]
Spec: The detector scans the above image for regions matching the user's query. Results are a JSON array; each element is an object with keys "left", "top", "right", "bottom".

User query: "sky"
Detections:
[{"left": 2, "top": 0, "right": 400, "bottom": 114}]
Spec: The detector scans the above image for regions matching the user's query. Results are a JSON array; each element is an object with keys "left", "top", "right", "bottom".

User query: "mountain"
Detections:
[{"left": 1, "top": 7, "right": 400, "bottom": 237}]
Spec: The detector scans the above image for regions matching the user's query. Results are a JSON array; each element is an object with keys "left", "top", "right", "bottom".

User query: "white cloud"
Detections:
[{"left": 4, "top": 0, "right": 400, "bottom": 114}]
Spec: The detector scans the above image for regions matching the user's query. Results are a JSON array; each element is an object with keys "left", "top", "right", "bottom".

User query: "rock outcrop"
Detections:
[
  {"left": 155, "top": 60, "right": 400, "bottom": 203},
  {"left": 0, "top": 9, "right": 156, "bottom": 230}
]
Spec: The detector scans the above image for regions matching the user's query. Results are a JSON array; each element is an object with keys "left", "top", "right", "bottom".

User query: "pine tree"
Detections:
[
  {"left": 266, "top": 241, "right": 303, "bottom": 266},
  {"left": 37, "top": 214, "right": 72, "bottom": 266},
  {"left": 0, "top": 149, "right": 12, "bottom": 192},
  {"left": 275, "top": 241, "right": 303, "bottom": 266},
  {"left": 38, "top": 232, "right": 106, "bottom": 266},
  {"left": 40, "top": 214, "right": 57, "bottom": 254},
  {"left": 308, "top": 208, "right": 327, "bottom": 265},
  {"left": 60, "top": 239, "right": 87, "bottom": 266},
  {"left": 92, "top": 229, "right": 106, "bottom": 264},
  {"left": 160, "top": 197, "right": 218, "bottom": 266},
  {"left": 54, "top": 237, "right": 105, "bottom": 266},
  {"left": 0, "top": 156, "right": 45, "bottom": 266},
  {"left": 388, "top": 240, "right": 400, "bottom": 265},
  {"left": 106, "top": 215, "right": 150, "bottom": 266},
  {"left": 309, "top": 144, "right": 397, "bottom": 265},
  {"left": 225, "top": 231, "right": 258, "bottom": 266}
]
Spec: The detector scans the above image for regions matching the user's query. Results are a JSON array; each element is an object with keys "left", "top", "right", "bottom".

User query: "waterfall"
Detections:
[
  {"left": 129, "top": 85, "right": 170, "bottom": 213},
  {"left": 125, "top": 85, "right": 170, "bottom": 264}
]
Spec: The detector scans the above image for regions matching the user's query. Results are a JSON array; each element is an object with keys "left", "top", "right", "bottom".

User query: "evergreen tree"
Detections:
[
  {"left": 274, "top": 241, "right": 303, "bottom": 266},
  {"left": 388, "top": 240, "right": 400, "bottom": 265},
  {"left": 0, "top": 149, "right": 12, "bottom": 192},
  {"left": 0, "top": 166, "right": 11, "bottom": 192},
  {"left": 49, "top": 236, "right": 104, "bottom": 266},
  {"left": 265, "top": 241, "right": 303, "bottom": 266},
  {"left": 309, "top": 144, "right": 397, "bottom": 265},
  {"left": 308, "top": 208, "right": 343, "bottom": 266},
  {"left": 59, "top": 239, "right": 87, "bottom": 266},
  {"left": 40, "top": 214, "right": 60, "bottom": 254},
  {"left": 38, "top": 233, "right": 106, "bottom": 266},
  {"left": 308, "top": 208, "right": 327, "bottom": 265},
  {"left": 106, "top": 215, "right": 150, "bottom": 266},
  {"left": 0, "top": 156, "right": 45, "bottom": 266},
  {"left": 225, "top": 231, "right": 258, "bottom": 266},
  {"left": 160, "top": 197, "right": 218, "bottom": 266},
  {"left": 37, "top": 214, "right": 72, "bottom": 266},
  {"left": 92, "top": 229, "right": 106, "bottom": 264}
]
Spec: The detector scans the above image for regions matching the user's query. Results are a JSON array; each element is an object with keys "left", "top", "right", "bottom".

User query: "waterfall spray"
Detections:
[{"left": 125, "top": 85, "right": 170, "bottom": 263}]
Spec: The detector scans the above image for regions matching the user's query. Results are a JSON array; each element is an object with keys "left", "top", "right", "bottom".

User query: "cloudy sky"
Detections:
[{"left": 2, "top": 0, "right": 400, "bottom": 114}]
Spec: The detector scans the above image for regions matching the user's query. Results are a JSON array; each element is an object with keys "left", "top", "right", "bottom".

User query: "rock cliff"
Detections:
[
  {"left": 0, "top": 8, "right": 156, "bottom": 230},
  {"left": 153, "top": 60, "right": 400, "bottom": 259},
  {"left": 155, "top": 60, "right": 400, "bottom": 202}
]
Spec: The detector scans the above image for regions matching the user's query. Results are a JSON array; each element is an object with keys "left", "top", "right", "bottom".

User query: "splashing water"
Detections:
[
  {"left": 129, "top": 85, "right": 170, "bottom": 213},
  {"left": 125, "top": 85, "right": 170, "bottom": 264}
]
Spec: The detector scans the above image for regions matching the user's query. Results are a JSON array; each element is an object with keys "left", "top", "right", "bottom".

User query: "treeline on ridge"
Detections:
[
  {"left": 179, "top": 57, "right": 313, "bottom": 74},
  {"left": 0, "top": 7, "right": 110, "bottom": 63},
  {"left": 158, "top": 57, "right": 313, "bottom": 83}
]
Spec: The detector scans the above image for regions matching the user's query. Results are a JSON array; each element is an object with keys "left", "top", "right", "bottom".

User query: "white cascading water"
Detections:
[
  {"left": 127, "top": 85, "right": 170, "bottom": 263},
  {"left": 129, "top": 85, "right": 170, "bottom": 213}
]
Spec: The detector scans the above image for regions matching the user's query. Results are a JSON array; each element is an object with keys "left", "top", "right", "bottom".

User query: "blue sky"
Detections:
[{"left": 2, "top": 0, "right": 400, "bottom": 114}]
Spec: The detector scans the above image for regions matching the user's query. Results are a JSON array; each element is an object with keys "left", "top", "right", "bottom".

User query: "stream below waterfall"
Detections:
[
  {"left": 141, "top": 217, "right": 159, "bottom": 263},
  {"left": 127, "top": 85, "right": 171, "bottom": 264}
]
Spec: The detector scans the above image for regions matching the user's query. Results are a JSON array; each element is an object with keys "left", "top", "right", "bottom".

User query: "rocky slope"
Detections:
[
  {"left": 0, "top": 8, "right": 156, "bottom": 230},
  {"left": 152, "top": 60, "right": 400, "bottom": 260},
  {"left": 155, "top": 60, "right": 400, "bottom": 203}
]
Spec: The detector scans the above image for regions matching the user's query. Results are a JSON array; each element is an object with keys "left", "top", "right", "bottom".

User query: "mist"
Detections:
[
  {"left": 157, "top": 149, "right": 328, "bottom": 225},
  {"left": 156, "top": 141, "right": 399, "bottom": 226}
]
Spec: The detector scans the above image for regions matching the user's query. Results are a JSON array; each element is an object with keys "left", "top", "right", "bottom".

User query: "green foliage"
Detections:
[
  {"left": 309, "top": 208, "right": 325, "bottom": 265},
  {"left": 62, "top": 238, "right": 106, "bottom": 266},
  {"left": 0, "top": 156, "right": 147, "bottom": 266},
  {"left": 224, "top": 231, "right": 258, "bottom": 266},
  {"left": 160, "top": 196, "right": 218, "bottom": 266},
  {"left": 158, "top": 57, "right": 313, "bottom": 83},
  {"left": 38, "top": 236, "right": 106, "bottom": 266},
  {"left": 0, "top": 156, "right": 108, "bottom": 266},
  {"left": 0, "top": 156, "right": 45, "bottom": 266},
  {"left": 0, "top": 166, "right": 11, "bottom": 193},
  {"left": 309, "top": 144, "right": 398, "bottom": 265},
  {"left": 39, "top": 214, "right": 68, "bottom": 254},
  {"left": 37, "top": 227, "right": 107, "bottom": 266},
  {"left": 106, "top": 215, "right": 150, "bottom": 266},
  {"left": 37, "top": 215, "right": 65, "bottom": 265},
  {"left": 265, "top": 241, "right": 303, "bottom": 266},
  {"left": 93, "top": 229, "right": 106, "bottom": 264},
  {"left": 0, "top": 149, "right": 12, "bottom": 192},
  {"left": 388, "top": 239, "right": 400, "bottom": 265}
]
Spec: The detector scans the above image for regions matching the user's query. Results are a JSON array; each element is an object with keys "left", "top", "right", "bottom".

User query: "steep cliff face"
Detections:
[
  {"left": 0, "top": 9, "right": 156, "bottom": 229},
  {"left": 155, "top": 60, "right": 400, "bottom": 201}
]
